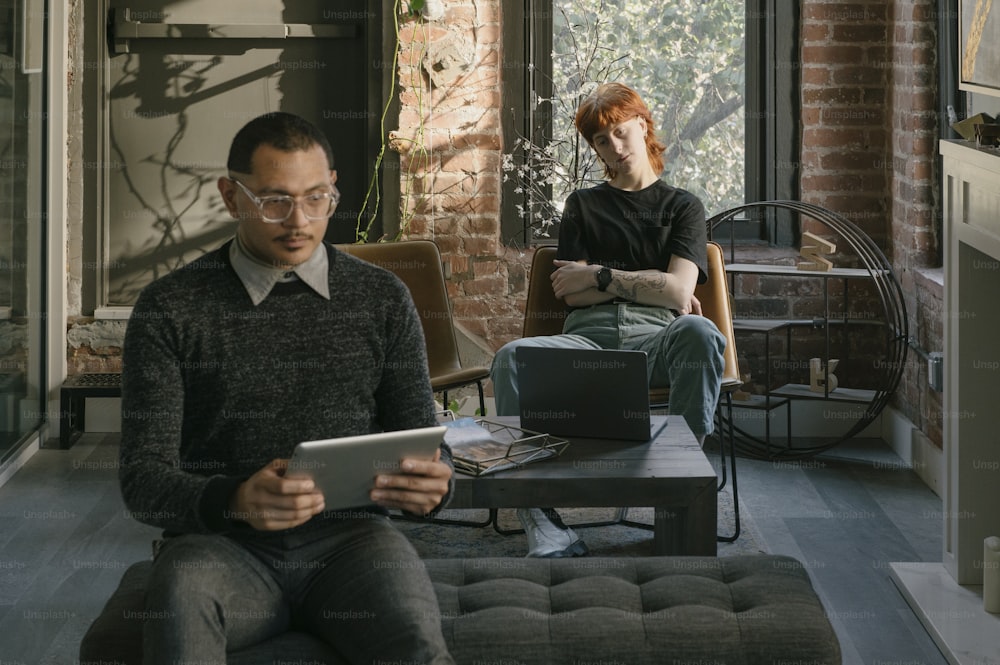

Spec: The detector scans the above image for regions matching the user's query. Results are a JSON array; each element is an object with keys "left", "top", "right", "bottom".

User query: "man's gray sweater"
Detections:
[{"left": 119, "top": 241, "right": 441, "bottom": 546}]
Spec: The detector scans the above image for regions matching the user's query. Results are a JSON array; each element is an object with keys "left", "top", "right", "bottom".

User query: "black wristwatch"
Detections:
[{"left": 595, "top": 267, "right": 613, "bottom": 292}]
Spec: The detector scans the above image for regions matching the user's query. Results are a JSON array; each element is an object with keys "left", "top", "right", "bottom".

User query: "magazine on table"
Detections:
[{"left": 439, "top": 415, "right": 569, "bottom": 476}]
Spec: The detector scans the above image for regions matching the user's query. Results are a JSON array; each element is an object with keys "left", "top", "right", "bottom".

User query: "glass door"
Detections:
[{"left": 0, "top": 0, "right": 47, "bottom": 460}]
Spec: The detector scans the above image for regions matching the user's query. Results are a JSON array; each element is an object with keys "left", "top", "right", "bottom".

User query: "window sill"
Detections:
[
  {"left": 913, "top": 267, "right": 944, "bottom": 299},
  {"left": 94, "top": 307, "right": 133, "bottom": 320}
]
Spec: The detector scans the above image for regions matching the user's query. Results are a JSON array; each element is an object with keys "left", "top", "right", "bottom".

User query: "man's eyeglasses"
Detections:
[{"left": 229, "top": 178, "right": 340, "bottom": 223}]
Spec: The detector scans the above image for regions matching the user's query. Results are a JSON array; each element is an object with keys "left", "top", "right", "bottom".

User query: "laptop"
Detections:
[
  {"left": 516, "top": 347, "right": 667, "bottom": 442},
  {"left": 286, "top": 426, "right": 447, "bottom": 510}
]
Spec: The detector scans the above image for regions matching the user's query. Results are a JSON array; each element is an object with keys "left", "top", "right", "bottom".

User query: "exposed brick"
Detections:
[
  {"left": 861, "top": 86, "right": 891, "bottom": 105},
  {"left": 445, "top": 253, "right": 470, "bottom": 276},
  {"left": 437, "top": 150, "right": 481, "bottom": 174},
  {"left": 801, "top": 44, "right": 867, "bottom": 63},
  {"left": 463, "top": 236, "right": 497, "bottom": 256},
  {"left": 431, "top": 192, "right": 500, "bottom": 215},
  {"left": 425, "top": 106, "right": 496, "bottom": 132},
  {"left": 912, "top": 159, "right": 933, "bottom": 180},
  {"left": 473, "top": 259, "right": 501, "bottom": 278},
  {"left": 832, "top": 66, "right": 886, "bottom": 86},
  {"left": 433, "top": 234, "right": 461, "bottom": 254},
  {"left": 818, "top": 150, "right": 888, "bottom": 172},
  {"left": 832, "top": 23, "right": 888, "bottom": 43},
  {"left": 911, "top": 23, "right": 936, "bottom": 44},
  {"left": 465, "top": 216, "right": 499, "bottom": 234},
  {"left": 802, "top": 23, "right": 830, "bottom": 41},
  {"left": 451, "top": 297, "right": 493, "bottom": 320},
  {"left": 473, "top": 23, "right": 500, "bottom": 45},
  {"left": 451, "top": 132, "right": 502, "bottom": 151},
  {"left": 733, "top": 298, "right": 791, "bottom": 320},
  {"left": 457, "top": 317, "right": 489, "bottom": 340},
  {"left": 759, "top": 274, "right": 825, "bottom": 297},
  {"left": 802, "top": 66, "right": 832, "bottom": 85},
  {"left": 803, "top": 127, "right": 866, "bottom": 147},
  {"left": 803, "top": 87, "right": 862, "bottom": 105},
  {"left": 432, "top": 171, "right": 477, "bottom": 195},
  {"left": 431, "top": 216, "right": 461, "bottom": 235},
  {"left": 804, "top": 4, "right": 886, "bottom": 22},
  {"left": 463, "top": 274, "right": 506, "bottom": 295},
  {"left": 820, "top": 105, "right": 885, "bottom": 126},
  {"left": 800, "top": 174, "right": 867, "bottom": 192}
]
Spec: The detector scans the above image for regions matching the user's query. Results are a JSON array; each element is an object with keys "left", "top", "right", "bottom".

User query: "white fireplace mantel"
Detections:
[{"left": 891, "top": 139, "right": 1000, "bottom": 665}]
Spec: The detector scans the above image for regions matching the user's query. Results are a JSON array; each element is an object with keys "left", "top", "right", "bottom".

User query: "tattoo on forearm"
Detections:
[{"left": 613, "top": 271, "right": 667, "bottom": 302}]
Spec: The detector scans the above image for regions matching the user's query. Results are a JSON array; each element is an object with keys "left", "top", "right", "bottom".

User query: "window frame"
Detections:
[{"left": 500, "top": 1, "right": 553, "bottom": 248}]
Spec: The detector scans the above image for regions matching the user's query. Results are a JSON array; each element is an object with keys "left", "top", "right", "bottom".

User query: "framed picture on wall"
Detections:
[{"left": 960, "top": 0, "right": 1000, "bottom": 97}]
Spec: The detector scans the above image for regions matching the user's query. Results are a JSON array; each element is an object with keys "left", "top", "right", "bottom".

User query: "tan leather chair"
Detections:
[
  {"left": 336, "top": 240, "right": 489, "bottom": 415},
  {"left": 525, "top": 243, "right": 740, "bottom": 393},
  {"left": 522, "top": 241, "right": 742, "bottom": 541}
]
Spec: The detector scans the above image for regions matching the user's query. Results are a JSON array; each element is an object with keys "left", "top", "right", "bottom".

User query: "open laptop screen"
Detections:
[{"left": 516, "top": 347, "right": 661, "bottom": 441}]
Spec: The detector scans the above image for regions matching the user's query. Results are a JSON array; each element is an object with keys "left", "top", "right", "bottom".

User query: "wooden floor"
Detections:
[{"left": 0, "top": 432, "right": 947, "bottom": 664}]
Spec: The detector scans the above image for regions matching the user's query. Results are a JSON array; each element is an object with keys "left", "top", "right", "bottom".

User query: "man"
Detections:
[{"left": 119, "top": 112, "right": 455, "bottom": 664}]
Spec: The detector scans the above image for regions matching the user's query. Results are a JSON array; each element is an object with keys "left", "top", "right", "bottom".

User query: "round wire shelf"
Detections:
[{"left": 708, "top": 201, "right": 909, "bottom": 460}]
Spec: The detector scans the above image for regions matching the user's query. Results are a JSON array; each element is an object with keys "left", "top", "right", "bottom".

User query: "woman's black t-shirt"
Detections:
[{"left": 556, "top": 180, "right": 708, "bottom": 283}]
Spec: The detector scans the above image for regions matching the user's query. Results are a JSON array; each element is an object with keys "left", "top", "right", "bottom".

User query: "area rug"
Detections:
[{"left": 395, "top": 482, "right": 766, "bottom": 559}]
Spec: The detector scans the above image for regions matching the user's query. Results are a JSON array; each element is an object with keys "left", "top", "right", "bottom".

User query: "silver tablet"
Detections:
[{"left": 286, "top": 425, "right": 447, "bottom": 511}]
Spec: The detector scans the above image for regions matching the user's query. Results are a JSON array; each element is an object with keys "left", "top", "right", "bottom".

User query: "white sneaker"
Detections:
[{"left": 516, "top": 508, "right": 588, "bottom": 558}]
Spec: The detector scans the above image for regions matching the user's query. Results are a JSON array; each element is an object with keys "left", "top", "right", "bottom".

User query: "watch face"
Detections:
[{"left": 597, "top": 267, "right": 613, "bottom": 291}]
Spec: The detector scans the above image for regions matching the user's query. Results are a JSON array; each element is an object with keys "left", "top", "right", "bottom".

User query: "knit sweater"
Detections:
[{"left": 119, "top": 241, "right": 444, "bottom": 546}]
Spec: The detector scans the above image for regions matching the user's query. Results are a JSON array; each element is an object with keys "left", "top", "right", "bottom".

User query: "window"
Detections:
[
  {"left": 0, "top": 0, "right": 47, "bottom": 457},
  {"left": 501, "top": 0, "right": 799, "bottom": 246},
  {"left": 82, "top": 1, "right": 389, "bottom": 308}
]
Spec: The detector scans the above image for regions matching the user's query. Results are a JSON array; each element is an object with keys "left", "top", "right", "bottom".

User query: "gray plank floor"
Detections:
[
  {"left": 729, "top": 440, "right": 948, "bottom": 665},
  {"left": 0, "top": 433, "right": 948, "bottom": 664}
]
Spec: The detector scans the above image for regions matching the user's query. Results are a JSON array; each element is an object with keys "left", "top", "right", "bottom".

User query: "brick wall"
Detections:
[
  {"left": 796, "top": 0, "right": 942, "bottom": 446},
  {"left": 890, "top": 0, "right": 943, "bottom": 447},
  {"left": 393, "top": 0, "right": 528, "bottom": 355},
  {"left": 801, "top": 1, "right": 891, "bottom": 243}
]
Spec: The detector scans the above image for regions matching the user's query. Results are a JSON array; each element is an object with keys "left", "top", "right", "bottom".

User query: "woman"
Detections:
[{"left": 490, "top": 82, "right": 726, "bottom": 558}]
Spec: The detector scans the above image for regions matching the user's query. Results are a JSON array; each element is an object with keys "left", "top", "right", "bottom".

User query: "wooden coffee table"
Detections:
[{"left": 448, "top": 415, "right": 718, "bottom": 556}]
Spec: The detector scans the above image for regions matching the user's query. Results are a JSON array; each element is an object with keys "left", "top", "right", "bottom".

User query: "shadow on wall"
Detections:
[{"left": 102, "top": 0, "right": 379, "bottom": 306}]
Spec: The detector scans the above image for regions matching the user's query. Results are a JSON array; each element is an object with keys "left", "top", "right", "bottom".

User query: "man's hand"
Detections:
[
  {"left": 229, "top": 459, "right": 326, "bottom": 531},
  {"left": 370, "top": 449, "right": 451, "bottom": 517},
  {"left": 551, "top": 259, "right": 599, "bottom": 299}
]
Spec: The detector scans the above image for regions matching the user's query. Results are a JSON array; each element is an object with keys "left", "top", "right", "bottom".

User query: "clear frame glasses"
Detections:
[{"left": 230, "top": 178, "right": 340, "bottom": 223}]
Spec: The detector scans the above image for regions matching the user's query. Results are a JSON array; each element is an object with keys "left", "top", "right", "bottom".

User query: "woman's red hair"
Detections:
[{"left": 574, "top": 82, "right": 666, "bottom": 178}]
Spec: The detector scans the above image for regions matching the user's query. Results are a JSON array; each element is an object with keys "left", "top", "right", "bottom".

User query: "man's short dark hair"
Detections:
[{"left": 227, "top": 112, "right": 335, "bottom": 174}]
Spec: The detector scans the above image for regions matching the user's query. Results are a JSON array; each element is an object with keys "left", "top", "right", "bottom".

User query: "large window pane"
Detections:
[
  {"left": 0, "top": 0, "right": 47, "bottom": 458},
  {"left": 550, "top": 0, "right": 745, "bottom": 215}
]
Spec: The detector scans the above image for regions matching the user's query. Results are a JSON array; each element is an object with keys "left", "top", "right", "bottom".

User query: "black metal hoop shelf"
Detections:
[{"left": 707, "top": 201, "right": 909, "bottom": 460}]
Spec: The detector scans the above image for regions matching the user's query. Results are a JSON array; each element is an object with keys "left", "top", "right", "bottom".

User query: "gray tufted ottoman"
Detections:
[{"left": 79, "top": 555, "right": 840, "bottom": 664}]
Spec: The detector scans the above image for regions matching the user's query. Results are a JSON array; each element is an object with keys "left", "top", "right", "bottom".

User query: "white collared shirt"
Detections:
[{"left": 228, "top": 235, "right": 331, "bottom": 306}]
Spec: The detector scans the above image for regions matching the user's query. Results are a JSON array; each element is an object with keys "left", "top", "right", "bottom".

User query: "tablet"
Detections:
[{"left": 285, "top": 425, "right": 447, "bottom": 511}]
